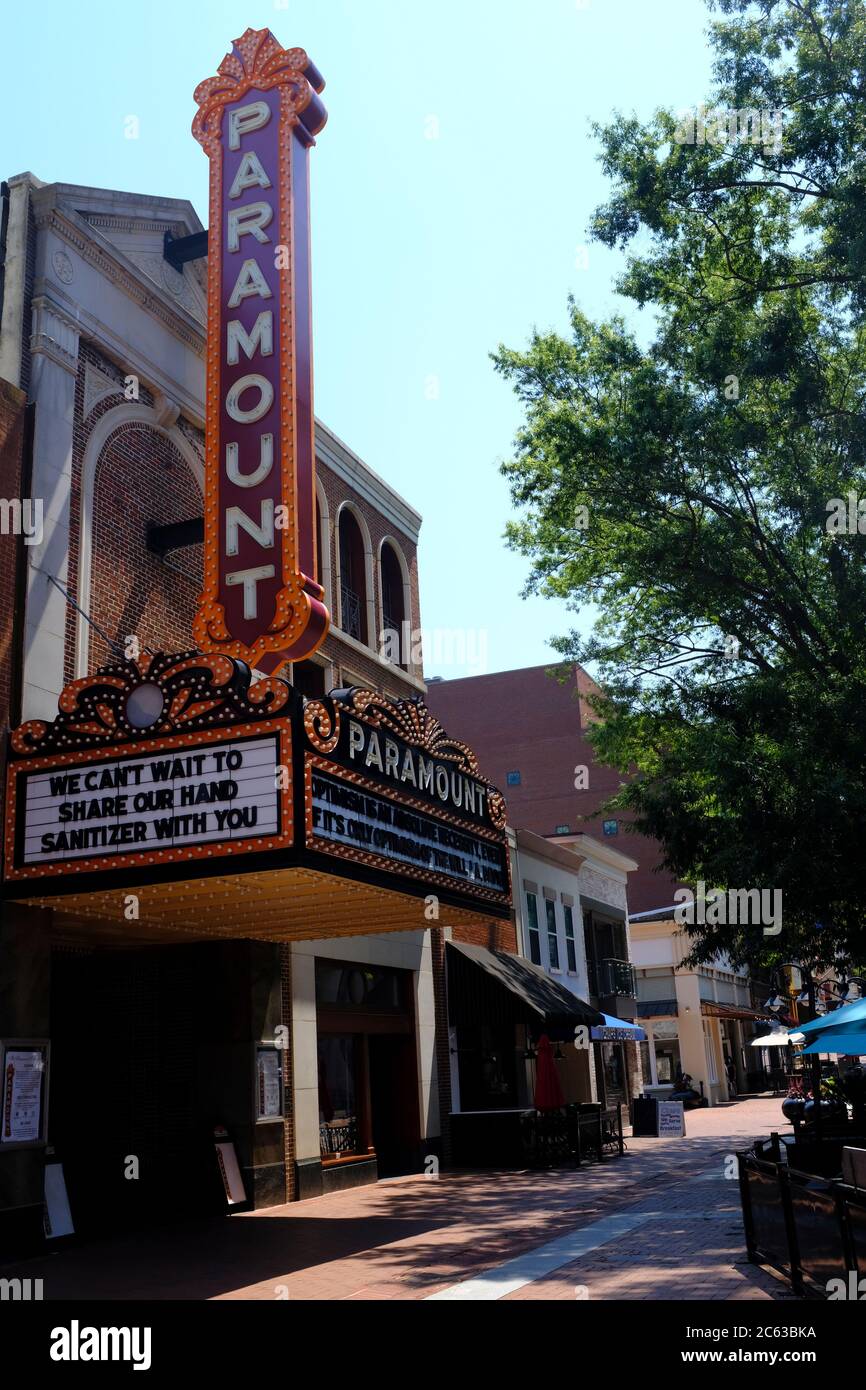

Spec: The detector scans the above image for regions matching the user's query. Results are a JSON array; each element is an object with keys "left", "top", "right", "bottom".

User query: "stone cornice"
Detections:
[
  {"left": 510, "top": 825, "right": 589, "bottom": 875},
  {"left": 553, "top": 831, "right": 638, "bottom": 877},
  {"left": 83, "top": 215, "right": 189, "bottom": 234},
  {"left": 33, "top": 203, "right": 206, "bottom": 356}
]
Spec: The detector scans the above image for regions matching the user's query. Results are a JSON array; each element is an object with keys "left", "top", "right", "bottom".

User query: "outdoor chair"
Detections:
[
  {"left": 841, "top": 1145, "right": 866, "bottom": 1189},
  {"left": 521, "top": 1108, "right": 582, "bottom": 1168}
]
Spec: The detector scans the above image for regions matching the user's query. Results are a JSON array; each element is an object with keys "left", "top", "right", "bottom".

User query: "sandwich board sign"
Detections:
[{"left": 657, "top": 1100, "right": 686, "bottom": 1137}]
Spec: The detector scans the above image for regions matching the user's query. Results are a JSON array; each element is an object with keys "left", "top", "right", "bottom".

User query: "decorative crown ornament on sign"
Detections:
[
  {"left": 9, "top": 652, "right": 293, "bottom": 758},
  {"left": 192, "top": 29, "right": 330, "bottom": 674}
]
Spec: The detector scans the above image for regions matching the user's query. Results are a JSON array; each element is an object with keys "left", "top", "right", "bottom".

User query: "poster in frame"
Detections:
[{"left": 1, "top": 1039, "right": 50, "bottom": 1148}]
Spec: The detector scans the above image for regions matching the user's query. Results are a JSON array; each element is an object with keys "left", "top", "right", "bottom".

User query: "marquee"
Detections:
[{"left": 2, "top": 655, "right": 511, "bottom": 930}]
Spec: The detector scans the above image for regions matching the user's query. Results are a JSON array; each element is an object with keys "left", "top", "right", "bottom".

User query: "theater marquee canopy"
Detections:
[{"left": 2, "top": 653, "right": 511, "bottom": 943}]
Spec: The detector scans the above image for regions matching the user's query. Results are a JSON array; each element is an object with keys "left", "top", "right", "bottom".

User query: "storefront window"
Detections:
[
  {"left": 316, "top": 961, "right": 403, "bottom": 1011},
  {"left": 654, "top": 1043, "right": 681, "bottom": 1084},
  {"left": 545, "top": 899, "right": 560, "bottom": 969},
  {"left": 318, "top": 1035, "right": 360, "bottom": 1160},
  {"left": 601, "top": 1041, "right": 625, "bottom": 1101},
  {"left": 650, "top": 1019, "right": 681, "bottom": 1085},
  {"left": 458, "top": 1023, "right": 517, "bottom": 1111},
  {"left": 525, "top": 893, "right": 541, "bottom": 965}
]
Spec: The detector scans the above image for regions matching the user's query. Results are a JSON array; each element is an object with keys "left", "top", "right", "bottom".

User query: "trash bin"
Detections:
[{"left": 632, "top": 1096, "right": 659, "bottom": 1137}]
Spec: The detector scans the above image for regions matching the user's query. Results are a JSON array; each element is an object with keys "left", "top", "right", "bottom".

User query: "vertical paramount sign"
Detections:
[{"left": 192, "top": 28, "right": 330, "bottom": 673}]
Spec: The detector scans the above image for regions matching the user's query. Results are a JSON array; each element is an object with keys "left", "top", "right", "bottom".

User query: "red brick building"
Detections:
[{"left": 426, "top": 663, "right": 682, "bottom": 917}]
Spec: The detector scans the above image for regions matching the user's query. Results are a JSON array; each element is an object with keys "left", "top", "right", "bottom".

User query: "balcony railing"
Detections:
[
  {"left": 587, "top": 957, "right": 637, "bottom": 1000},
  {"left": 381, "top": 609, "right": 409, "bottom": 668},
  {"left": 340, "top": 584, "right": 363, "bottom": 642}
]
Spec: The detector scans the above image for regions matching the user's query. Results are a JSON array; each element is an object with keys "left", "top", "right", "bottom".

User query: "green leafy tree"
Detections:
[{"left": 493, "top": 0, "right": 866, "bottom": 970}]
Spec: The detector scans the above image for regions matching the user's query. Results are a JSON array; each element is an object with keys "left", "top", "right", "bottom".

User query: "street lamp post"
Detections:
[{"left": 803, "top": 970, "right": 823, "bottom": 1141}]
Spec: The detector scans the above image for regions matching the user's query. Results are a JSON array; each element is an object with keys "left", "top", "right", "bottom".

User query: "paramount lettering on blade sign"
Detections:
[
  {"left": 23, "top": 736, "right": 279, "bottom": 864},
  {"left": 192, "top": 31, "right": 330, "bottom": 673}
]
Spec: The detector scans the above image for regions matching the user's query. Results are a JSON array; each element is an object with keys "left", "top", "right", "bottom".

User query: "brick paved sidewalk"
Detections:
[{"left": 1, "top": 1098, "right": 794, "bottom": 1301}]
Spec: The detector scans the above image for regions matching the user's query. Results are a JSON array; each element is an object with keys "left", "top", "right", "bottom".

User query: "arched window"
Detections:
[
  {"left": 316, "top": 495, "right": 324, "bottom": 586},
  {"left": 314, "top": 477, "right": 332, "bottom": 615},
  {"left": 380, "top": 540, "right": 408, "bottom": 669},
  {"left": 338, "top": 507, "right": 368, "bottom": 644}
]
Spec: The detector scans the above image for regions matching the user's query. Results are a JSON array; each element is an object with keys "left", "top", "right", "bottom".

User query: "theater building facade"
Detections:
[{"left": 0, "top": 110, "right": 514, "bottom": 1243}]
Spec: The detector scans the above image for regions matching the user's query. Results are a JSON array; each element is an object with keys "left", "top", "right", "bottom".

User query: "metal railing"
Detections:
[
  {"left": 340, "top": 584, "right": 363, "bottom": 642},
  {"left": 521, "top": 1104, "right": 624, "bottom": 1168},
  {"left": 381, "top": 608, "right": 407, "bottom": 667},
  {"left": 737, "top": 1142, "right": 866, "bottom": 1297},
  {"left": 587, "top": 957, "right": 637, "bottom": 999}
]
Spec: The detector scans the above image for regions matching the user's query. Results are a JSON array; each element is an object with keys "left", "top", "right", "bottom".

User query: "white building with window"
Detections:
[
  {"left": 508, "top": 827, "right": 643, "bottom": 1113},
  {"left": 629, "top": 910, "right": 773, "bottom": 1106}
]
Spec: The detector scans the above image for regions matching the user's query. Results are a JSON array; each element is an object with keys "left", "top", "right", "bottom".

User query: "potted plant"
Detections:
[
  {"left": 803, "top": 1074, "right": 848, "bottom": 1124},
  {"left": 781, "top": 1082, "right": 809, "bottom": 1124}
]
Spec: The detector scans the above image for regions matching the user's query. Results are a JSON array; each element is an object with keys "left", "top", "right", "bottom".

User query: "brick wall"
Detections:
[
  {"left": 67, "top": 341, "right": 421, "bottom": 702},
  {"left": 427, "top": 665, "right": 682, "bottom": 917},
  {"left": 449, "top": 917, "right": 517, "bottom": 953},
  {"left": 65, "top": 343, "right": 204, "bottom": 678},
  {"left": 279, "top": 944, "right": 296, "bottom": 1203},
  {"left": 87, "top": 424, "right": 202, "bottom": 668},
  {"left": 318, "top": 466, "right": 421, "bottom": 693}
]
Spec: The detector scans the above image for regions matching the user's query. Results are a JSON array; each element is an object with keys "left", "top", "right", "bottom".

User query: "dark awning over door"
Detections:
[{"left": 446, "top": 941, "right": 604, "bottom": 1034}]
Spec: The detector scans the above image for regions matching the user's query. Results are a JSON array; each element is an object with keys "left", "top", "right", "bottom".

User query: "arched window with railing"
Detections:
[
  {"left": 380, "top": 539, "right": 409, "bottom": 670},
  {"left": 337, "top": 506, "right": 369, "bottom": 645}
]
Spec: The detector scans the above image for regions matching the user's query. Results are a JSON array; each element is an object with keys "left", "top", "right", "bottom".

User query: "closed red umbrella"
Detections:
[{"left": 534, "top": 1034, "right": 565, "bottom": 1111}]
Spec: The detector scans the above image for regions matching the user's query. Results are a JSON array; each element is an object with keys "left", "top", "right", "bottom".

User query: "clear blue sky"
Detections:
[{"left": 3, "top": 0, "right": 714, "bottom": 678}]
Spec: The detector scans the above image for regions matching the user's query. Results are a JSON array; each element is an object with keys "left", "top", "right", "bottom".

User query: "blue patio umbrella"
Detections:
[
  {"left": 795, "top": 996, "right": 866, "bottom": 1036},
  {"left": 799, "top": 1028, "right": 866, "bottom": 1056},
  {"left": 590, "top": 1013, "right": 648, "bottom": 1042}
]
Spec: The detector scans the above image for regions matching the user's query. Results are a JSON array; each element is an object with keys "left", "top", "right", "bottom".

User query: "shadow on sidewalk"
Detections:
[{"left": 0, "top": 1209, "right": 448, "bottom": 1300}]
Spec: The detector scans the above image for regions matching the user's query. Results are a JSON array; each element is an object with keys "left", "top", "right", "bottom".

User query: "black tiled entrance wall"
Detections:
[{"left": 50, "top": 943, "right": 242, "bottom": 1233}]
